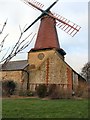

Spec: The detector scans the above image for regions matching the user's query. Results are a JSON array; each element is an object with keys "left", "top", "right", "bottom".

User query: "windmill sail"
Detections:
[
  {"left": 52, "top": 13, "right": 81, "bottom": 37},
  {"left": 21, "top": 0, "right": 44, "bottom": 10},
  {"left": 21, "top": 0, "right": 81, "bottom": 37},
  {"left": 22, "top": 0, "right": 59, "bottom": 32}
]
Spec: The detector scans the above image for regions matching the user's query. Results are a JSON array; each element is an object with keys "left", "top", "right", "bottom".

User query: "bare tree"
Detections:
[
  {"left": 0, "top": 19, "right": 7, "bottom": 34},
  {"left": 0, "top": 20, "right": 8, "bottom": 52},
  {"left": 0, "top": 20, "right": 36, "bottom": 66},
  {"left": 81, "top": 62, "right": 90, "bottom": 83}
]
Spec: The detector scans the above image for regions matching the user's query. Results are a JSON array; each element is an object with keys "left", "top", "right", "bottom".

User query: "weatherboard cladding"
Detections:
[{"left": 0, "top": 60, "right": 28, "bottom": 71}]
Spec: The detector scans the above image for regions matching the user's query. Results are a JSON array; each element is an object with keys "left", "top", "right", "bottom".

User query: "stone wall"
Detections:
[
  {"left": 0, "top": 70, "right": 28, "bottom": 92},
  {"left": 28, "top": 49, "right": 57, "bottom": 70},
  {"left": 0, "top": 71, "right": 22, "bottom": 81},
  {"left": 28, "top": 49, "right": 72, "bottom": 91}
]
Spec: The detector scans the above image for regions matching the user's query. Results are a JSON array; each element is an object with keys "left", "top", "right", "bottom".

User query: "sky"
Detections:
[{"left": 0, "top": 0, "right": 89, "bottom": 73}]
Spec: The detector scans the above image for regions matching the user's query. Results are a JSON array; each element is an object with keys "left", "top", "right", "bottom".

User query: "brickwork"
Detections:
[{"left": 66, "top": 67, "right": 73, "bottom": 91}]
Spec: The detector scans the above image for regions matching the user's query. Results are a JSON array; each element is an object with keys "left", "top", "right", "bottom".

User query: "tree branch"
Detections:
[{"left": 0, "top": 22, "right": 36, "bottom": 66}]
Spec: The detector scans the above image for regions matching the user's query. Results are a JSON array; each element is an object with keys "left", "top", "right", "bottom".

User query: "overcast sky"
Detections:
[{"left": 0, "top": 0, "right": 89, "bottom": 73}]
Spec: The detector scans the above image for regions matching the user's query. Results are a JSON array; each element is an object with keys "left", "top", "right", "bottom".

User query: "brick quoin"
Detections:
[
  {"left": 67, "top": 67, "right": 72, "bottom": 91},
  {"left": 46, "top": 58, "right": 49, "bottom": 85}
]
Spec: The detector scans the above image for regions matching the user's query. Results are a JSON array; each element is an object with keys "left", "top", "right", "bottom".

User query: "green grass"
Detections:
[{"left": 2, "top": 98, "right": 89, "bottom": 118}]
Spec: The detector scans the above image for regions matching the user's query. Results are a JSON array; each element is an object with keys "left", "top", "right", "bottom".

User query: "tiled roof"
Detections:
[
  {"left": 0, "top": 60, "right": 28, "bottom": 71},
  {"left": 34, "top": 13, "right": 60, "bottom": 50}
]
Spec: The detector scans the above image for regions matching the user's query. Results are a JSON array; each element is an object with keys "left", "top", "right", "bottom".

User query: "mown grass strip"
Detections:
[{"left": 2, "top": 98, "right": 89, "bottom": 118}]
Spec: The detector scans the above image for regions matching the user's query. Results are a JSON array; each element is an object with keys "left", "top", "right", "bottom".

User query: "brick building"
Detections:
[{"left": 0, "top": 14, "right": 86, "bottom": 95}]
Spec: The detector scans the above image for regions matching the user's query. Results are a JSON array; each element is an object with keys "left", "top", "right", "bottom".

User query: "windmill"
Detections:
[
  {"left": 20, "top": 0, "right": 82, "bottom": 90},
  {"left": 21, "top": 0, "right": 81, "bottom": 37}
]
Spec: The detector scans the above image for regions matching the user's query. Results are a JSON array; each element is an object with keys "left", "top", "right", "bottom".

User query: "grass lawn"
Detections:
[{"left": 2, "top": 98, "right": 89, "bottom": 118}]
